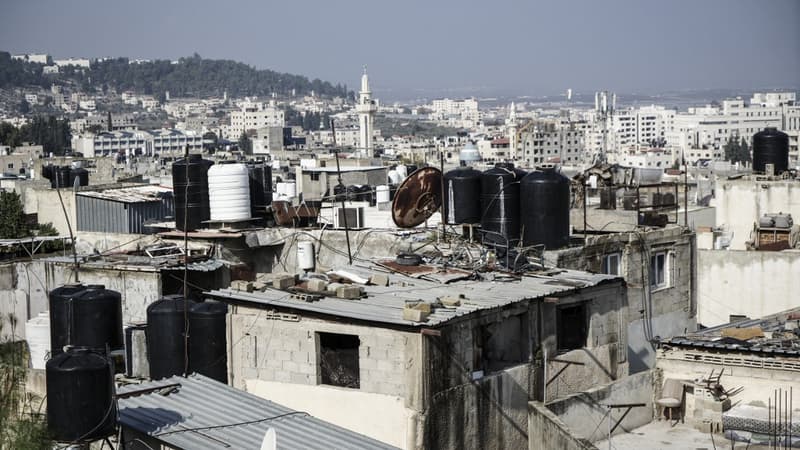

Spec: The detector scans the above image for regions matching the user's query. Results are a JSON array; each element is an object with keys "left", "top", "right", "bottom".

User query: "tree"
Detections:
[
  {"left": 0, "top": 192, "right": 28, "bottom": 239},
  {"left": 738, "top": 137, "right": 751, "bottom": 163},
  {"left": 17, "top": 100, "right": 29, "bottom": 114},
  {"left": 238, "top": 132, "right": 252, "bottom": 154},
  {"left": 724, "top": 137, "right": 752, "bottom": 164}
]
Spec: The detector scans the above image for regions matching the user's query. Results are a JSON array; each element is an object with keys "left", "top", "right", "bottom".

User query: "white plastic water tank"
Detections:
[
  {"left": 25, "top": 311, "right": 50, "bottom": 370},
  {"left": 283, "top": 181, "right": 297, "bottom": 198},
  {"left": 296, "top": 241, "right": 315, "bottom": 271},
  {"left": 376, "top": 185, "right": 390, "bottom": 203},
  {"left": 387, "top": 170, "right": 402, "bottom": 185},
  {"left": 208, "top": 163, "right": 251, "bottom": 221},
  {"left": 396, "top": 165, "right": 408, "bottom": 179}
]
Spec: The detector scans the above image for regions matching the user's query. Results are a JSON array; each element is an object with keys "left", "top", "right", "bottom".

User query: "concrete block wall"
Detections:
[
  {"left": 528, "top": 401, "right": 597, "bottom": 450},
  {"left": 546, "top": 369, "right": 655, "bottom": 442},
  {"left": 230, "top": 305, "right": 419, "bottom": 399}
]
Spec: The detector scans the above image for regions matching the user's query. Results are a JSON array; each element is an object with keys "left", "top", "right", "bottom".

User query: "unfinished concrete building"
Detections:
[{"left": 205, "top": 266, "right": 627, "bottom": 450}]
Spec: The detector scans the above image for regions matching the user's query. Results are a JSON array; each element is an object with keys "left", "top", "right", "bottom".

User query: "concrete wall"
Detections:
[
  {"left": 713, "top": 179, "right": 800, "bottom": 250},
  {"left": 22, "top": 186, "right": 77, "bottom": 236},
  {"left": 545, "top": 370, "right": 655, "bottom": 442},
  {"left": 697, "top": 249, "right": 800, "bottom": 327},
  {"left": 528, "top": 401, "right": 596, "bottom": 450},
  {"left": 229, "top": 305, "right": 423, "bottom": 448},
  {"left": 247, "top": 379, "right": 416, "bottom": 449},
  {"left": 548, "top": 226, "right": 696, "bottom": 373}
]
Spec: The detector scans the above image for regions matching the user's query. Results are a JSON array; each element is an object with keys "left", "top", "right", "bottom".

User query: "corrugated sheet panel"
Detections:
[
  {"left": 118, "top": 374, "right": 397, "bottom": 450},
  {"left": 205, "top": 268, "right": 619, "bottom": 327},
  {"left": 76, "top": 193, "right": 174, "bottom": 234}
]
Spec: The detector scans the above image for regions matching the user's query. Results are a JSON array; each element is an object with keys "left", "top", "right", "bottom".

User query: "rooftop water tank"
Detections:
[
  {"left": 444, "top": 167, "right": 482, "bottom": 224},
  {"left": 376, "top": 185, "right": 391, "bottom": 204},
  {"left": 520, "top": 168, "right": 571, "bottom": 249},
  {"left": 49, "top": 284, "right": 123, "bottom": 357},
  {"left": 459, "top": 142, "right": 481, "bottom": 165},
  {"left": 247, "top": 163, "right": 273, "bottom": 215},
  {"left": 297, "top": 241, "right": 315, "bottom": 271},
  {"left": 46, "top": 347, "right": 116, "bottom": 443},
  {"left": 480, "top": 164, "right": 522, "bottom": 247},
  {"left": 69, "top": 167, "right": 89, "bottom": 187},
  {"left": 209, "top": 163, "right": 251, "bottom": 221},
  {"left": 146, "top": 295, "right": 197, "bottom": 380},
  {"left": 753, "top": 127, "right": 789, "bottom": 174},
  {"left": 188, "top": 301, "right": 228, "bottom": 383},
  {"left": 172, "top": 154, "right": 213, "bottom": 231}
]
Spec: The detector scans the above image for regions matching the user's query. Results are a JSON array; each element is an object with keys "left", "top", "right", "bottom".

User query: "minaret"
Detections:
[
  {"left": 356, "top": 66, "right": 377, "bottom": 156},
  {"left": 507, "top": 102, "right": 518, "bottom": 160}
]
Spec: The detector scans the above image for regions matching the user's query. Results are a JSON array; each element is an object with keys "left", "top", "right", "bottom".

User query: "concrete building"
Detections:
[
  {"left": 520, "top": 125, "right": 586, "bottom": 166},
  {"left": 547, "top": 225, "right": 697, "bottom": 373},
  {"left": 357, "top": 68, "right": 378, "bottom": 155},
  {"left": 229, "top": 104, "right": 285, "bottom": 139},
  {"left": 294, "top": 165, "right": 387, "bottom": 201},
  {"left": 53, "top": 58, "right": 91, "bottom": 68},
  {"left": 430, "top": 98, "right": 480, "bottom": 127},
  {"left": 12, "top": 53, "right": 51, "bottom": 64},
  {"left": 72, "top": 129, "right": 203, "bottom": 157},
  {"left": 206, "top": 264, "right": 627, "bottom": 450},
  {"left": 251, "top": 126, "right": 284, "bottom": 155}
]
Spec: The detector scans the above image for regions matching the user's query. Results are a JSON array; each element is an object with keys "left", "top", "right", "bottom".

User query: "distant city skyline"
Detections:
[{"left": 2, "top": 0, "right": 799, "bottom": 100}]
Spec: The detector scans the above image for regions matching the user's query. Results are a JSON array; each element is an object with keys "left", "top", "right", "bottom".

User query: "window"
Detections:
[
  {"left": 557, "top": 304, "right": 588, "bottom": 352},
  {"left": 601, "top": 253, "right": 621, "bottom": 276},
  {"left": 650, "top": 251, "right": 670, "bottom": 289},
  {"left": 317, "top": 332, "right": 360, "bottom": 388},
  {"left": 310, "top": 172, "right": 320, "bottom": 181}
]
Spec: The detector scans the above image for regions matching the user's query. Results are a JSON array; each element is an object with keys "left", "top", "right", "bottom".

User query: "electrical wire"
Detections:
[{"left": 154, "top": 411, "right": 309, "bottom": 437}]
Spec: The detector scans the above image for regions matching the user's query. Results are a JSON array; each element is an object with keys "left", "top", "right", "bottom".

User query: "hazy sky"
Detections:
[{"left": 2, "top": 0, "right": 799, "bottom": 98}]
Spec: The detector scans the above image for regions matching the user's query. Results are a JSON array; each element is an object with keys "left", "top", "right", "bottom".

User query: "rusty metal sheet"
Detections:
[
  {"left": 376, "top": 260, "right": 438, "bottom": 277},
  {"left": 391, "top": 167, "right": 442, "bottom": 228}
]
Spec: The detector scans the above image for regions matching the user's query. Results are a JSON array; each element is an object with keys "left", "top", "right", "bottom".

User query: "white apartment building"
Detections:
[
  {"left": 228, "top": 104, "right": 285, "bottom": 140},
  {"left": 72, "top": 129, "right": 202, "bottom": 157},
  {"left": 12, "top": 54, "right": 50, "bottom": 64},
  {"left": 429, "top": 98, "right": 480, "bottom": 127},
  {"left": 519, "top": 119, "right": 588, "bottom": 167},
  {"left": 609, "top": 148, "right": 675, "bottom": 169}
]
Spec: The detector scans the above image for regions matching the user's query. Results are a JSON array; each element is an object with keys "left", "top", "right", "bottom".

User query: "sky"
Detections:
[{"left": 1, "top": 0, "right": 799, "bottom": 100}]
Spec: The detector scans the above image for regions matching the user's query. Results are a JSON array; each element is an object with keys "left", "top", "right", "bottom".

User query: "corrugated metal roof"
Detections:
[
  {"left": 205, "top": 267, "right": 618, "bottom": 328},
  {"left": 118, "top": 374, "right": 396, "bottom": 450},
  {"left": 77, "top": 185, "right": 173, "bottom": 203}
]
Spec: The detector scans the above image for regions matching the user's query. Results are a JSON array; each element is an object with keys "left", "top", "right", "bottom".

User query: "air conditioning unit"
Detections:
[{"left": 334, "top": 207, "right": 365, "bottom": 229}]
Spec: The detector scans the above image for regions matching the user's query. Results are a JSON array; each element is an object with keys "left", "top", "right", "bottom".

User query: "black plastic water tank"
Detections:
[
  {"left": 46, "top": 347, "right": 116, "bottom": 443},
  {"left": 247, "top": 163, "right": 273, "bottom": 214},
  {"left": 172, "top": 154, "right": 213, "bottom": 231},
  {"left": 480, "top": 164, "right": 522, "bottom": 246},
  {"left": 188, "top": 301, "right": 228, "bottom": 383},
  {"left": 520, "top": 168, "right": 571, "bottom": 249},
  {"left": 752, "top": 128, "right": 789, "bottom": 174},
  {"left": 146, "top": 295, "right": 196, "bottom": 380},
  {"left": 443, "top": 167, "right": 482, "bottom": 224},
  {"left": 69, "top": 167, "right": 89, "bottom": 187},
  {"left": 49, "top": 284, "right": 123, "bottom": 357},
  {"left": 52, "top": 166, "right": 71, "bottom": 189}
]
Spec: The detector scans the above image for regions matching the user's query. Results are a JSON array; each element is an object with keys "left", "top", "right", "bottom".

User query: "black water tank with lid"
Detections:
[
  {"left": 49, "top": 284, "right": 123, "bottom": 356},
  {"left": 172, "top": 154, "right": 213, "bottom": 231},
  {"left": 146, "top": 295, "right": 197, "bottom": 380},
  {"left": 443, "top": 167, "right": 482, "bottom": 224},
  {"left": 520, "top": 168, "right": 571, "bottom": 249},
  {"left": 480, "top": 163, "right": 522, "bottom": 246},
  {"left": 69, "top": 167, "right": 89, "bottom": 187},
  {"left": 52, "top": 166, "right": 71, "bottom": 188},
  {"left": 188, "top": 301, "right": 229, "bottom": 383},
  {"left": 46, "top": 347, "right": 116, "bottom": 443},
  {"left": 752, "top": 128, "right": 789, "bottom": 174}
]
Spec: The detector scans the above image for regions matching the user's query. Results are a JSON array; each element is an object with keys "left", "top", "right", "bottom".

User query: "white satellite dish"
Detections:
[{"left": 260, "top": 427, "right": 277, "bottom": 450}]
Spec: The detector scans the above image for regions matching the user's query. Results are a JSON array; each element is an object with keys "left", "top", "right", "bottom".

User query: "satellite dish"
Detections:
[{"left": 391, "top": 166, "right": 442, "bottom": 228}]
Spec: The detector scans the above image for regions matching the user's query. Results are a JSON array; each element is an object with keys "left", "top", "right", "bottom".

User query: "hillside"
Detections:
[{"left": 0, "top": 52, "right": 351, "bottom": 99}]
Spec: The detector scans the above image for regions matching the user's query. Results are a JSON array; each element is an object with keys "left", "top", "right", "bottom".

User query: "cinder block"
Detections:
[
  {"left": 273, "top": 274, "right": 298, "bottom": 289},
  {"left": 326, "top": 282, "right": 345, "bottom": 293},
  {"left": 282, "top": 361, "right": 299, "bottom": 373},
  {"left": 405, "top": 301, "right": 432, "bottom": 313},
  {"left": 336, "top": 285, "right": 363, "bottom": 299},
  {"left": 402, "top": 308, "right": 429, "bottom": 322},
  {"left": 274, "top": 371, "right": 291, "bottom": 383},
  {"left": 307, "top": 278, "right": 328, "bottom": 292},
  {"left": 251, "top": 281, "right": 267, "bottom": 292},
  {"left": 291, "top": 372, "right": 312, "bottom": 384},
  {"left": 231, "top": 280, "right": 254, "bottom": 292},
  {"left": 274, "top": 349, "right": 291, "bottom": 361},
  {"left": 440, "top": 296, "right": 462, "bottom": 308},
  {"left": 369, "top": 273, "right": 390, "bottom": 287}
]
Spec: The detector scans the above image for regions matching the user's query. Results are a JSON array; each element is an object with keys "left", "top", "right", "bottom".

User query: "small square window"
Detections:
[
  {"left": 317, "top": 332, "right": 360, "bottom": 389},
  {"left": 310, "top": 173, "right": 320, "bottom": 181},
  {"left": 650, "top": 251, "right": 670, "bottom": 289}
]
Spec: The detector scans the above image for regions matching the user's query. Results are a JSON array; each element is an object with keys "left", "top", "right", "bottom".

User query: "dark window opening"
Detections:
[
  {"left": 557, "top": 304, "right": 587, "bottom": 352},
  {"left": 318, "top": 332, "right": 360, "bottom": 389},
  {"left": 310, "top": 172, "right": 320, "bottom": 181},
  {"left": 473, "top": 313, "right": 528, "bottom": 373}
]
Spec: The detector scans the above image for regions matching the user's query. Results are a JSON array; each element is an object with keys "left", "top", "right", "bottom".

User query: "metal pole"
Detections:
[
  {"left": 440, "top": 151, "right": 446, "bottom": 240},
  {"left": 684, "top": 149, "right": 688, "bottom": 227},
  {"left": 183, "top": 144, "right": 190, "bottom": 376},
  {"left": 583, "top": 182, "right": 588, "bottom": 237},
  {"left": 330, "top": 119, "right": 353, "bottom": 265}
]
